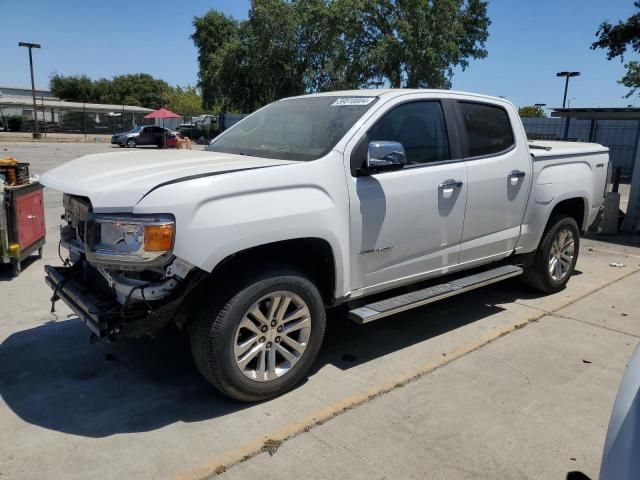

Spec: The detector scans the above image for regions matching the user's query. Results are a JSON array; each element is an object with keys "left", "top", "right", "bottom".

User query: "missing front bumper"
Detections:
[{"left": 44, "top": 264, "right": 182, "bottom": 339}]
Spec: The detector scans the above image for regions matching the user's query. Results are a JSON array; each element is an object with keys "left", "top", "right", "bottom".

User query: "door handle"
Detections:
[
  {"left": 438, "top": 180, "right": 464, "bottom": 191},
  {"left": 508, "top": 170, "right": 526, "bottom": 179}
]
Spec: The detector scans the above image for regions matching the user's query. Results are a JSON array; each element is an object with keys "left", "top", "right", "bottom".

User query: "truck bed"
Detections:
[{"left": 528, "top": 140, "right": 609, "bottom": 158}]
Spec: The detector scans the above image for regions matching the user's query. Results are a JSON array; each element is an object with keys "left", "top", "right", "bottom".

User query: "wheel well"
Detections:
[
  {"left": 203, "top": 238, "right": 336, "bottom": 305},
  {"left": 549, "top": 198, "right": 585, "bottom": 232}
]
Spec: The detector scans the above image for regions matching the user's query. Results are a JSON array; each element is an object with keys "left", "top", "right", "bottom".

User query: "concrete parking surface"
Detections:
[
  {"left": 1, "top": 142, "right": 639, "bottom": 479},
  {"left": 0, "top": 132, "right": 112, "bottom": 143}
]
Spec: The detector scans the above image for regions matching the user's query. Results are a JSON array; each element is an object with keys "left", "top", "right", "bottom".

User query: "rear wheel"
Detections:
[
  {"left": 190, "top": 267, "right": 326, "bottom": 402},
  {"left": 523, "top": 215, "right": 580, "bottom": 293}
]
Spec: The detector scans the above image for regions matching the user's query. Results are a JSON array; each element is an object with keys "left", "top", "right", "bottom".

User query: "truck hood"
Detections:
[{"left": 40, "top": 149, "right": 297, "bottom": 210}]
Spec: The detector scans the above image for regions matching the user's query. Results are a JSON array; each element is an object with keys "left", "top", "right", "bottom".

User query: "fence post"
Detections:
[
  {"left": 41, "top": 96, "right": 47, "bottom": 138},
  {"left": 588, "top": 119, "right": 596, "bottom": 142},
  {"left": 563, "top": 116, "right": 571, "bottom": 140}
]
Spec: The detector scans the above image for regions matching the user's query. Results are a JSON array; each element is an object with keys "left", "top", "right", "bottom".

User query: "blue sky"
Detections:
[{"left": 0, "top": 0, "right": 636, "bottom": 109}]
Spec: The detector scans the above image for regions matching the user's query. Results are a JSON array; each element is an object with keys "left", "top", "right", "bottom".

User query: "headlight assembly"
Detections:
[{"left": 85, "top": 214, "right": 175, "bottom": 267}]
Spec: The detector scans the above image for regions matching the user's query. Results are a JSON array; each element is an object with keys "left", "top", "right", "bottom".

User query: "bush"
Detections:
[{"left": 7, "top": 116, "right": 27, "bottom": 132}]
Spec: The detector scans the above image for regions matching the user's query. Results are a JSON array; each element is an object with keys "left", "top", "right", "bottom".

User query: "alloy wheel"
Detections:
[
  {"left": 548, "top": 228, "right": 575, "bottom": 281},
  {"left": 233, "top": 291, "right": 312, "bottom": 382}
]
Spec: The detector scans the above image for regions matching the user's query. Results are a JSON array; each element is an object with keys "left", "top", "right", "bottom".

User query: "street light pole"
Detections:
[
  {"left": 556, "top": 71, "right": 580, "bottom": 108},
  {"left": 18, "top": 42, "right": 42, "bottom": 139}
]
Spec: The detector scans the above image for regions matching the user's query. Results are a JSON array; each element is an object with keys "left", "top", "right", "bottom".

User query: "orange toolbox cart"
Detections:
[{"left": 0, "top": 160, "right": 46, "bottom": 276}]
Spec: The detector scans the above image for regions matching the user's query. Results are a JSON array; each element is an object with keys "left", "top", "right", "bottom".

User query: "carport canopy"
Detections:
[
  {"left": 0, "top": 95, "right": 153, "bottom": 114},
  {"left": 552, "top": 107, "right": 640, "bottom": 121},
  {"left": 550, "top": 107, "right": 640, "bottom": 232}
]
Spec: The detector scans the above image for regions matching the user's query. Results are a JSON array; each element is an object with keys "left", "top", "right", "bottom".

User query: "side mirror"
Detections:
[{"left": 364, "top": 141, "right": 406, "bottom": 174}]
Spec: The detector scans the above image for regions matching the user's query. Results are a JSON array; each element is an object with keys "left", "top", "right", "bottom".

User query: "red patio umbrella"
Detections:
[{"left": 144, "top": 108, "right": 181, "bottom": 148}]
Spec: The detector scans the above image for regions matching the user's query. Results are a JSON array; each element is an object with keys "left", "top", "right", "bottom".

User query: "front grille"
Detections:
[{"left": 62, "top": 194, "right": 92, "bottom": 253}]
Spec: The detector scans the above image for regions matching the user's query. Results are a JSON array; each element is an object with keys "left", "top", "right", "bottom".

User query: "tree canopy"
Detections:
[
  {"left": 192, "top": 0, "right": 490, "bottom": 112},
  {"left": 50, "top": 73, "right": 174, "bottom": 109},
  {"left": 49, "top": 73, "right": 207, "bottom": 117},
  {"left": 592, "top": 1, "right": 640, "bottom": 97},
  {"left": 518, "top": 105, "right": 546, "bottom": 118},
  {"left": 163, "top": 86, "right": 206, "bottom": 118}
]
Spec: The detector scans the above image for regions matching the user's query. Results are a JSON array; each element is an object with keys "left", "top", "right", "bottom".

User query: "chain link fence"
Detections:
[
  {"left": 522, "top": 117, "right": 638, "bottom": 181},
  {"left": 0, "top": 104, "right": 155, "bottom": 136}
]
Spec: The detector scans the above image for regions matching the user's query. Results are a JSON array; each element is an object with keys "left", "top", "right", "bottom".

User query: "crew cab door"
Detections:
[
  {"left": 454, "top": 99, "right": 532, "bottom": 264},
  {"left": 345, "top": 96, "right": 468, "bottom": 294}
]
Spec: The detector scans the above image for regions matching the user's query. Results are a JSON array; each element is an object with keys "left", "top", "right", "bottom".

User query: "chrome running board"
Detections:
[{"left": 348, "top": 265, "right": 523, "bottom": 324}]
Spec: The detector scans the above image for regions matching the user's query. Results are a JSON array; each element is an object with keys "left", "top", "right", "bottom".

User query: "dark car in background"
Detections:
[{"left": 111, "top": 126, "right": 175, "bottom": 148}]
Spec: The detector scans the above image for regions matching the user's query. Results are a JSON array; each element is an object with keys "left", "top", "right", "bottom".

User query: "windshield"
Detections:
[
  {"left": 208, "top": 96, "right": 378, "bottom": 161},
  {"left": 127, "top": 126, "right": 143, "bottom": 133}
]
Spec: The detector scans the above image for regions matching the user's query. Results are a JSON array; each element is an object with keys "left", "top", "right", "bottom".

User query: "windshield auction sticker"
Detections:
[{"left": 331, "top": 97, "right": 376, "bottom": 106}]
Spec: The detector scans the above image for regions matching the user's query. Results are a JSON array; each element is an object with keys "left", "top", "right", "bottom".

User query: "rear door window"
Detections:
[{"left": 459, "top": 102, "right": 514, "bottom": 157}]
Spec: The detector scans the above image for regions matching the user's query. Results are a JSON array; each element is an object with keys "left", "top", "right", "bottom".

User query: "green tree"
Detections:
[
  {"left": 592, "top": 1, "right": 640, "bottom": 97},
  {"left": 49, "top": 73, "right": 170, "bottom": 108},
  {"left": 163, "top": 85, "right": 205, "bottom": 118},
  {"left": 192, "top": 0, "right": 490, "bottom": 112},
  {"left": 108, "top": 74, "right": 169, "bottom": 108},
  {"left": 50, "top": 74, "right": 95, "bottom": 102},
  {"left": 192, "top": 10, "right": 244, "bottom": 111},
  {"left": 362, "top": 0, "right": 490, "bottom": 89},
  {"left": 518, "top": 105, "right": 546, "bottom": 118}
]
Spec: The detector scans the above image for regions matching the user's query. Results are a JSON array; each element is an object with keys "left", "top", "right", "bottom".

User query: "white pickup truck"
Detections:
[{"left": 42, "top": 89, "right": 610, "bottom": 401}]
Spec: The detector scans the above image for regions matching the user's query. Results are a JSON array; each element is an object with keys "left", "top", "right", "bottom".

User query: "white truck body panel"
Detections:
[
  {"left": 515, "top": 141, "right": 609, "bottom": 253},
  {"left": 40, "top": 149, "right": 296, "bottom": 211},
  {"left": 340, "top": 91, "right": 468, "bottom": 294},
  {"left": 133, "top": 152, "right": 351, "bottom": 296},
  {"left": 458, "top": 96, "right": 532, "bottom": 265},
  {"left": 41, "top": 89, "right": 609, "bottom": 303}
]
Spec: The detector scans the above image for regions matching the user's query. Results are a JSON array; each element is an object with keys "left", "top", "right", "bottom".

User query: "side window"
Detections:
[
  {"left": 459, "top": 102, "right": 514, "bottom": 157},
  {"left": 368, "top": 101, "right": 450, "bottom": 166}
]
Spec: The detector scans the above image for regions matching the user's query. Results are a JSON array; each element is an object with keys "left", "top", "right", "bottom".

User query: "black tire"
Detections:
[
  {"left": 126, "top": 138, "right": 136, "bottom": 148},
  {"left": 522, "top": 215, "right": 580, "bottom": 293},
  {"left": 190, "top": 267, "right": 326, "bottom": 402}
]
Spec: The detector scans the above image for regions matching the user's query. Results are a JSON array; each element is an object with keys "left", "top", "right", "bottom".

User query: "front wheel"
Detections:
[
  {"left": 523, "top": 215, "right": 580, "bottom": 293},
  {"left": 126, "top": 138, "right": 136, "bottom": 148},
  {"left": 190, "top": 268, "right": 326, "bottom": 402}
]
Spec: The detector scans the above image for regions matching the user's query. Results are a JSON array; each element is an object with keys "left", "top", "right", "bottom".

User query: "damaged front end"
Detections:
[{"left": 45, "top": 194, "right": 204, "bottom": 340}]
